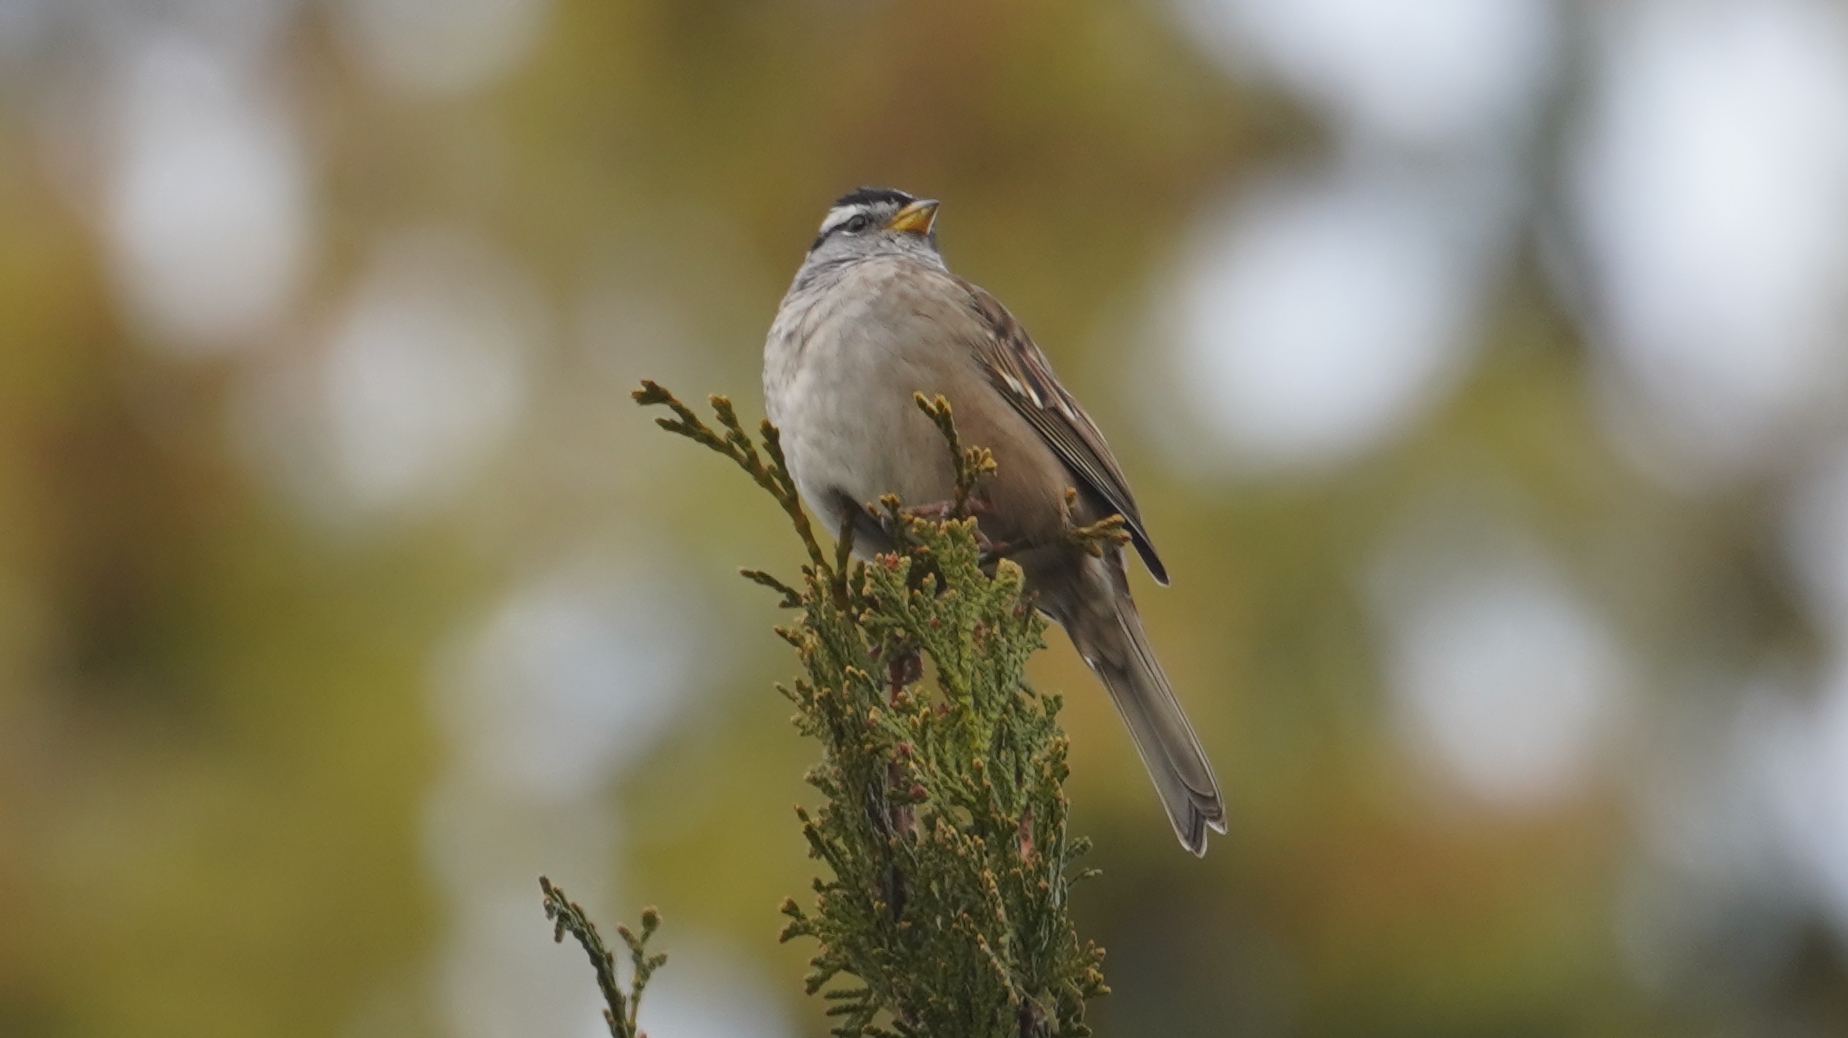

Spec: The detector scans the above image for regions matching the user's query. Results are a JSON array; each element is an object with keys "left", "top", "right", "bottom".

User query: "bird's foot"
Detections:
[
  {"left": 897, "top": 496, "right": 991, "bottom": 522},
  {"left": 870, "top": 495, "right": 994, "bottom": 556}
]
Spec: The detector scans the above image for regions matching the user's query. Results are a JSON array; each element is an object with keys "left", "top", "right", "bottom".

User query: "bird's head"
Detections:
[{"left": 806, "top": 186, "right": 942, "bottom": 265}]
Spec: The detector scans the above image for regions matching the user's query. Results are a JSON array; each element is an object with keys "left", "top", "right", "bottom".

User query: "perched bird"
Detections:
[{"left": 762, "top": 186, "right": 1226, "bottom": 855}]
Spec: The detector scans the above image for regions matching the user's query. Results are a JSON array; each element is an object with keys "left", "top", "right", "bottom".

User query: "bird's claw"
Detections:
[{"left": 897, "top": 497, "right": 991, "bottom": 522}]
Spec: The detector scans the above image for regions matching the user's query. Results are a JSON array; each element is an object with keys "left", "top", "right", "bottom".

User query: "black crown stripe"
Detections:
[{"left": 831, "top": 186, "right": 916, "bottom": 210}]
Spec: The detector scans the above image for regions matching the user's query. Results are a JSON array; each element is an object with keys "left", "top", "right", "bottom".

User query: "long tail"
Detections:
[{"left": 1068, "top": 588, "right": 1226, "bottom": 856}]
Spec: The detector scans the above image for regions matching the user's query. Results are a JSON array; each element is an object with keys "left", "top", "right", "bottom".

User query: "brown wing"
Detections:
[{"left": 956, "top": 277, "right": 1168, "bottom": 585}]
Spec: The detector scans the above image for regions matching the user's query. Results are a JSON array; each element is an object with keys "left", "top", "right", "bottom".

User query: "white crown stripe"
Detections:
[{"left": 818, "top": 206, "right": 867, "bottom": 236}]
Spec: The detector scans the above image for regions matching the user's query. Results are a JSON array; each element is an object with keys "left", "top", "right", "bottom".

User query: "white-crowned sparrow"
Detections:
[{"left": 763, "top": 187, "right": 1226, "bottom": 855}]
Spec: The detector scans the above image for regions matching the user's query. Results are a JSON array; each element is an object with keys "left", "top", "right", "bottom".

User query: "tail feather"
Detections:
[{"left": 1072, "top": 592, "right": 1226, "bottom": 855}]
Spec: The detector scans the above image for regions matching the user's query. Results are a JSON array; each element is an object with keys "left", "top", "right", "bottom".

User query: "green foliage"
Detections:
[
  {"left": 633, "top": 383, "right": 1107, "bottom": 1038},
  {"left": 540, "top": 877, "right": 667, "bottom": 1038}
]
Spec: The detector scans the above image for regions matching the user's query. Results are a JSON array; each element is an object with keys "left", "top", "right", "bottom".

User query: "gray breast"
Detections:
[{"left": 763, "top": 258, "right": 962, "bottom": 529}]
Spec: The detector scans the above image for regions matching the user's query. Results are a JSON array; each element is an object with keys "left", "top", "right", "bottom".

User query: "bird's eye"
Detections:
[{"left": 844, "top": 214, "right": 871, "bottom": 233}]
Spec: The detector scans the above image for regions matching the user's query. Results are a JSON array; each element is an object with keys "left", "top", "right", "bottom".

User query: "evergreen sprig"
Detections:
[
  {"left": 634, "top": 384, "right": 1106, "bottom": 1038},
  {"left": 539, "top": 877, "right": 666, "bottom": 1038}
]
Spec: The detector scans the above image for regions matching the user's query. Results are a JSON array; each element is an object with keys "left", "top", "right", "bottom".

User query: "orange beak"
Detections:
[{"left": 885, "top": 199, "right": 940, "bottom": 235}]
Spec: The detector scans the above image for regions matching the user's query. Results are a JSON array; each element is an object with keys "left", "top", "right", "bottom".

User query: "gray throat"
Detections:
[{"left": 790, "top": 255, "right": 856, "bottom": 296}]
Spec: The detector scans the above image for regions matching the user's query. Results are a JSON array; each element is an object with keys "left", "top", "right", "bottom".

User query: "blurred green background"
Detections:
[{"left": 6, "top": 0, "right": 1848, "bottom": 1035}]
